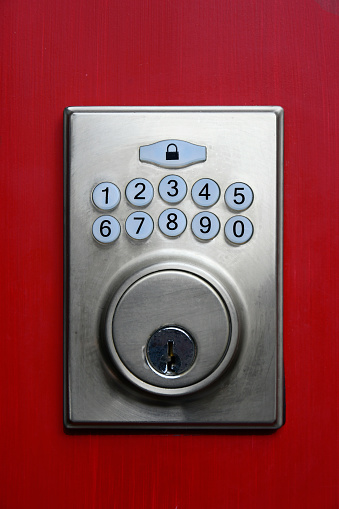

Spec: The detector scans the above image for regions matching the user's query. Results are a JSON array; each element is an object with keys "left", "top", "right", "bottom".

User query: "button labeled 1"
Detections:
[
  {"left": 92, "top": 182, "right": 120, "bottom": 210},
  {"left": 92, "top": 216, "right": 121, "bottom": 243}
]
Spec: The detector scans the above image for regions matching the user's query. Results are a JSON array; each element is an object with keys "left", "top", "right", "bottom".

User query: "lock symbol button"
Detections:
[{"left": 166, "top": 143, "right": 179, "bottom": 160}]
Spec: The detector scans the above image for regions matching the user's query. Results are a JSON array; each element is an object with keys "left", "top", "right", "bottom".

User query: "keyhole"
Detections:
[
  {"left": 146, "top": 326, "right": 196, "bottom": 376},
  {"left": 166, "top": 340, "right": 176, "bottom": 373}
]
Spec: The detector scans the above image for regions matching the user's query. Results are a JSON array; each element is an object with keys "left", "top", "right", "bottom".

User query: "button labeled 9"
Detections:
[{"left": 192, "top": 212, "right": 220, "bottom": 240}]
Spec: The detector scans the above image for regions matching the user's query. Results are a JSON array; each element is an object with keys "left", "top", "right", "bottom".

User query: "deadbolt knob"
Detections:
[
  {"left": 109, "top": 269, "right": 233, "bottom": 391},
  {"left": 146, "top": 326, "right": 196, "bottom": 376}
]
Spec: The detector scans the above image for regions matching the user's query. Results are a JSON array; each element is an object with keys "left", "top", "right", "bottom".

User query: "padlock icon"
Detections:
[{"left": 166, "top": 143, "right": 179, "bottom": 160}]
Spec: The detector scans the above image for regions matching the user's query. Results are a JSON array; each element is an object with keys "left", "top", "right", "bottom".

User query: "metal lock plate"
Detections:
[{"left": 64, "top": 106, "right": 284, "bottom": 430}]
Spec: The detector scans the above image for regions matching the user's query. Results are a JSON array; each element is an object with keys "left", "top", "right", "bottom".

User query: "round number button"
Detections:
[
  {"left": 192, "top": 212, "right": 220, "bottom": 240},
  {"left": 92, "top": 216, "right": 121, "bottom": 244},
  {"left": 92, "top": 182, "right": 121, "bottom": 210},
  {"left": 225, "top": 182, "right": 253, "bottom": 211},
  {"left": 158, "top": 175, "right": 187, "bottom": 204},
  {"left": 125, "top": 211, "right": 154, "bottom": 240},
  {"left": 158, "top": 208, "right": 187, "bottom": 237},
  {"left": 126, "top": 178, "right": 154, "bottom": 207},
  {"left": 191, "top": 178, "right": 220, "bottom": 207},
  {"left": 225, "top": 216, "right": 253, "bottom": 244}
]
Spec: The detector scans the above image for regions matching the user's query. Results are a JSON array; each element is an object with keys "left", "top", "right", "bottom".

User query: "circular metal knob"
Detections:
[{"left": 106, "top": 269, "right": 237, "bottom": 394}]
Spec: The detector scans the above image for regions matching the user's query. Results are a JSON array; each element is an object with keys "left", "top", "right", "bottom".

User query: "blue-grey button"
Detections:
[
  {"left": 126, "top": 178, "right": 154, "bottom": 207},
  {"left": 191, "top": 178, "right": 220, "bottom": 207},
  {"left": 225, "top": 182, "right": 253, "bottom": 211},
  {"left": 139, "top": 139, "right": 206, "bottom": 169},
  {"left": 125, "top": 211, "right": 154, "bottom": 240},
  {"left": 158, "top": 209, "right": 187, "bottom": 237},
  {"left": 192, "top": 212, "right": 220, "bottom": 240},
  {"left": 159, "top": 175, "right": 187, "bottom": 204},
  {"left": 92, "top": 216, "right": 121, "bottom": 244},
  {"left": 225, "top": 216, "right": 253, "bottom": 244},
  {"left": 92, "top": 182, "right": 121, "bottom": 210}
]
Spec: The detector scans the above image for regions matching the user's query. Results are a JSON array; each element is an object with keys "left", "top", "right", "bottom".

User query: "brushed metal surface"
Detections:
[{"left": 64, "top": 106, "right": 284, "bottom": 429}]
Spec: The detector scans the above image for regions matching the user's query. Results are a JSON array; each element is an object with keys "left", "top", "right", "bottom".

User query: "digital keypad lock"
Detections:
[{"left": 64, "top": 106, "right": 284, "bottom": 430}]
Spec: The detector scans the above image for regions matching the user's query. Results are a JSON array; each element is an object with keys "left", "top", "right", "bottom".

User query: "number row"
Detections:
[
  {"left": 93, "top": 211, "right": 253, "bottom": 244},
  {"left": 92, "top": 178, "right": 254, "bottom": 211}
]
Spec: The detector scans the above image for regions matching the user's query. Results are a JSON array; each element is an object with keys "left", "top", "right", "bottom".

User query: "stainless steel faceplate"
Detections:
[{"left": 64, "top": 106, "right": 284, "bottom": 430}]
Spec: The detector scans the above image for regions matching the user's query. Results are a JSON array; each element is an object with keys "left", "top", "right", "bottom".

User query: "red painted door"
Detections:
[{"left": 1, "top": 0, "right": 338, "bottom": 507}]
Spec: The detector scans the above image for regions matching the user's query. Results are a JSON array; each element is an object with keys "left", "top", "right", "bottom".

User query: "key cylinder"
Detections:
[{"left": 146, "top": 326, "right": 196, "bottom": 376}]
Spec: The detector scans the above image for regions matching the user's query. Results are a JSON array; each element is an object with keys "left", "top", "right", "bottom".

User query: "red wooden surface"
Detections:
[{"left": 1, "top": 0, "right": 338, "bottom": 507}]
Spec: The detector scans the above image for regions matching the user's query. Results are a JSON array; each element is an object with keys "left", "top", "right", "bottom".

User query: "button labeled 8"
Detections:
[{"left": 158, "top": 209, "right": 187, "bottom": 237}]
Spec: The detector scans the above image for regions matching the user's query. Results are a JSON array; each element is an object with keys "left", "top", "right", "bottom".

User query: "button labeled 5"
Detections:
[{"left": 225, "top": 183, "right": 253, "bottom": 211}]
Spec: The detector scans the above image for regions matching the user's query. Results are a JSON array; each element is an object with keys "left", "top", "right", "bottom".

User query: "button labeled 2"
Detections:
[
  {"left": 126, "top": 178, "right": 154, "bottom": 207},
  {"left": 92, "top": 216, "right": 121, "bottom": 243}
]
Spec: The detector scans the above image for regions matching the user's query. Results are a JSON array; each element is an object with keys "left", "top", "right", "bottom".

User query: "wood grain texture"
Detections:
[{"left": 1, "top": 0, "right": 338, "bottom": 507}]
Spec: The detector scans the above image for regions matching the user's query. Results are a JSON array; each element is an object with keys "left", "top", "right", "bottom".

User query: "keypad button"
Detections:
[
  {"left": 92, "top": 182, "right": 120, "bottom": 210},
  {"left": 158, "top": 208, "right": 187, "bottom": 237},
  {"left": 139, "top": 139, "right": 206, "bottom": 169},
  {"left": 158, "top": 175, "right": 187, "bottom": 204},
  {"left": 191, "top": 178, "right": 220, "bottom": 207},
  {"left": 92, "top": 216, "right": 120, "bottom": 244},
  {"left": 126, "top": 178, "right": 154, "bottom": 207},
  {"left": 192, "top": 212, "right": 220, "bottom": 240},
  {"left": 225, "top": 216, "right": 253, "bottom": 244},
  {"left": 225, "top": 182, "right": 253, "bottom": 211},
  {"left": 125, "top": 211, "right": 154, "bottom": 240}
]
